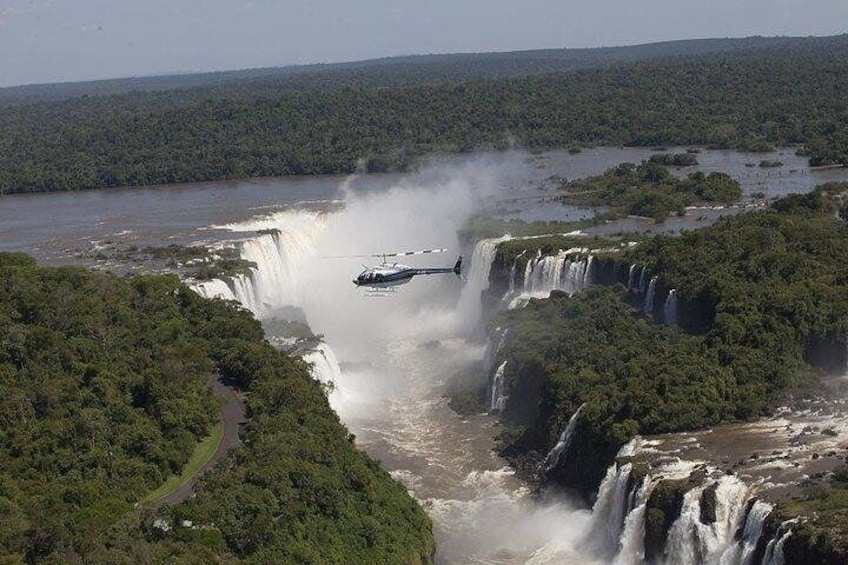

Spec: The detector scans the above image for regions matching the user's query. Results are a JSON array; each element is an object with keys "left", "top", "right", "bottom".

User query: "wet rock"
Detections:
[
  {"left": 644, "top": 470, "right": 705, "bottom": 561},
  {"left": 700, "top": 482, "right": 718, "bottom": 524}
]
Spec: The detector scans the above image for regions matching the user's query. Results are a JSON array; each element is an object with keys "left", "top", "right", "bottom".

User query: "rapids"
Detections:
[
  {"left": 194, "top": 167, "right": 601, "bottom": 563},
  {"left": 188, "top": 160, "right": 844, "bottom": 563}
]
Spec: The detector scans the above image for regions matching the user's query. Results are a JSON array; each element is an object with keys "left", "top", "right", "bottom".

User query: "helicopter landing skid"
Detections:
[{"left": 364, "top": 288, "right": 397, "bottom": 297}]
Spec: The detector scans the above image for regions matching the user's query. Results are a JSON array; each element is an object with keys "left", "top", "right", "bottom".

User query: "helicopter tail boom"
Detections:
[{"left": 412, "top": 256, "right": 463, "bottom": 277}]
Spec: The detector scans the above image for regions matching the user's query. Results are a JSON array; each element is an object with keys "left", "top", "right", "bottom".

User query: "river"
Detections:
[{"left": 2, "top": 148, "right": 847, "bottom": 563}]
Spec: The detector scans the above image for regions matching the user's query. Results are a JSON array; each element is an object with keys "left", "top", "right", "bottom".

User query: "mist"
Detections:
[{"left": 203, "top": 155, "right": 608, "bottom": 562}]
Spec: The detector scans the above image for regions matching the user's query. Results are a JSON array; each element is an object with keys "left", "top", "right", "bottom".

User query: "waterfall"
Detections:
[
  {"left": 761, "top": 527, "right": 792, "bottom": 565},
  {"left": 456, "top": 234, "right": 512, "bottom": 324},
  {"left": 591, "top": 462, "right": 636, "bottom": 556},
  {"left": 191, "top": 278, "right": 237, "bottom": 301},
  {"left": 489, "top": 361, "right": 508, "bottom": 412},
  {"left": 541, "top": 403, "right": 587, "bottom": 472},
  {"left": 190, "top": 210, "right": 326, "bottom": 317},
  {"left": 643, "top": 276, "right": 658, "bottom": 314},
  {"left": 508, "top": 250, "right": 592, "bottom": 309},
  {"left": 613, "top": 481, "right": 650, "bottom": 565},
  {"left": 508, "top": 251, "right": 526, "bottom": 294},
  {"left": 483, "top": 328, "right": 508, "bottom": 373},
  {"left": 587, "top": 438, "right": 656, "bottom": 564},
  {"left": 718, "top": 500, "right": 774, "bottom": 565},
  {"left": 302, "top": 342, "right": 343, "bottom": 387},
  {"left": 638, "top": 266, "right": 649, "bottom": 294},
  {"left": 664, "top": 289, "right": 678, "bottom": 326},
  {"left": 581, "top": 436, "right": 778, "bottom": 565},
  {"left": 628, "top": 264, "right": 637, "bottom": 291}
]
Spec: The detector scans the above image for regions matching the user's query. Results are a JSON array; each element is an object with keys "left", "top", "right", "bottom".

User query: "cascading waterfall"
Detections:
[
  {"left": 184, "top": 192, "right": 792, "bottom": 564},
  {"left": 613, "top": 480, "right": 652, "bottom": 565},
  {"left": 590, "top": 462, "right": 636, "bottom": 556},
  {"left": 508, "top": 249, "right": 592, "bottom": 309},
  {"left": 192, "top": 278, "right": 237, "bottom": 301},
  {"left": 457, "top": 234, "right": 513, "bottom": 324},
  {"left": 638, "top": 266, "right": 649, "bottom": 294},
  {"left": 663, "top": 474, "right": 750, "bottom": 564},
  {"left": 761, "top": 527, "right": 793, "bottom": 565},
  {"left": 664, "top": 289, "right": 678, "bottom": 326},
  {"left": 190, "top": 210, "right": 326, "bottom": 317},
  {"left": 584, "top": 437, "right": 780, "bottom": 565},
  {"left": 541, "top": 403, "right": 587, "bottom": 473},
  {"left": 627, "top": 264, "right": 637, "bottom": 291},
  {"left": 718, "top": 500, "right": 774, "bottom": 565},
  {"left": 483, "top": 327, "right": 508, "bottom": 372},
  {"left": 302, "top": 342, "right": 342, "bottom": 388},
  {"left": 508, "top": 251, "right": 526, "bottom": 294},
  {"left": 489, "top": 360, "right": 508, "bottom": 412},
  {"left": 643, "top": 276, "right": 658, "bottom": 314}
]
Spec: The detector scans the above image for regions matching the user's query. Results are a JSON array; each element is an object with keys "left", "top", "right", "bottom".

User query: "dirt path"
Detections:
[{"left": 150, "top": 376, "right": 245, "bottom": 510}]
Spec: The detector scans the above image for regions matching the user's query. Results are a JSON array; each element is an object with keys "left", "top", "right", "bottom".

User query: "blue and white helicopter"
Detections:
[{"left": 347, "top": 248, "right": 462, "bottom": 289}]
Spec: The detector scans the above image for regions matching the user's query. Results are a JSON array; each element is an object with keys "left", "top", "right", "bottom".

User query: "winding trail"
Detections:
[{"left": 149, "top": 376, "right": 246, "bottom": 510}]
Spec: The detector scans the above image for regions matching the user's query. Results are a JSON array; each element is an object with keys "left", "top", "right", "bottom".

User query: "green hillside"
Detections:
[{"left": 0, "top": 254, "right": 433, "bottom": 563}]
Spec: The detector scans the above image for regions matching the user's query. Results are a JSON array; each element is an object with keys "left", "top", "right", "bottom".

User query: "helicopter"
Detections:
[{"left": 346, "top": 248, "right": 462, "bottom": 289}]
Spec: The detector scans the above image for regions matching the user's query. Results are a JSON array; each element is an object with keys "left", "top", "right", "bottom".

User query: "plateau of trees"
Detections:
[
  {"left": 1, "top": 36, "right": 847, "bottom": 194},
  {"left": 558, "top": 161, "right": 741, "bottom": 220},
  {"left": 0, "top": 255, "right": 433, "bottom": 563}
]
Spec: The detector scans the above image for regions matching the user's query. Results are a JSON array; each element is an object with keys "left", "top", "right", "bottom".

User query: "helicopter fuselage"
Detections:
[{"left": 353, "top": 256, "right": 462, "bottom": 288}]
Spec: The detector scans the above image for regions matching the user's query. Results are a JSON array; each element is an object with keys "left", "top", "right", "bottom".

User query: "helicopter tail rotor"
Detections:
[{"left": 453, "top": 256, "right": 462, "bottom": 275}]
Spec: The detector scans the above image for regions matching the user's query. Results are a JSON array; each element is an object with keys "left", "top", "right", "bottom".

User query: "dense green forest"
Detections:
[
  {"left": 1, "top": 36, "right": 847, "bottom": 194},
  {"left": 0, "top": 36, "right": 838, "bottom": 106},
  {"left": 488, "top": 187, "right": 848, "bottom": 496},
  {"left": 0, "top": 254, "right": 433, "bottom": 563},
  {"left": 558, "top": 161, "right": 741, "bottom": 220}
]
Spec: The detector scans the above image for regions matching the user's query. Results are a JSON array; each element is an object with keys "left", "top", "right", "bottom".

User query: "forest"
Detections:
[
  {"left": 0, "top": 254, "right": 433, "bottom": 563},
  {"left": 558, "top": 161, "right": 741, "bottom": 220},
  {"left": 489, "top": 186, "right": 848, "bottom": 496},
  {"left": 1, "top": 36, "right": 847, "bottom": 194}
]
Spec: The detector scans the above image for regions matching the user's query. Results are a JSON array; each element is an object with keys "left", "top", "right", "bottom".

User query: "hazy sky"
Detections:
[{"left": 1, "top": 0, "right": 847, "bottom": 87}]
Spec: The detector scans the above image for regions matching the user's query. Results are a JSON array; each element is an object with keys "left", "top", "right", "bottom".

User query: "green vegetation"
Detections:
[
  {"left": 647, "top": 152, "right": 699, "bottom": 167},
  {"left": 558, "top": 162, "right": 741, "bottom": 220},
  {"left": 110, "top": 244, "right": 255, "bottom": 280},
  {"left": 1, "top": 37, "right": 847, "bottom": 193},
  {"left": 764, "top": 465, "right": 848, "bottom": 563},
  {"left": 142, "top": 422, "right": 223, "bottom": 505},
  {"left": 488, "top": 188, "right": 848, "bottom": 496},
  {"left": 0, "top": 256, "right": 433, "bottom": 563}
]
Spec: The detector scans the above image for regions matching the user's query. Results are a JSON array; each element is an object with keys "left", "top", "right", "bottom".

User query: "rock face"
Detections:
[
  {"left": 699, "top": 482, "right": 719, "bottom": 524},
  {"left": 643, "top": 471, "right": 705, "bottom": 562}
]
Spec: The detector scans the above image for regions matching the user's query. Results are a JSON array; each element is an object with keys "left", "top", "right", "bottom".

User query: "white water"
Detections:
[
  {"left": 457, "top": 234, "right": 513, "bottom": 331},
  {"left": 508, "top": 250, "right": 592, "bottom": 308},
  {"left": 663, "top": 474, "right": 750, "bottom": 565},
  {"left": 664, "top": 288, "right": 678, "bottom": 326},
  {"left": 643, "top": 276, "right": 658, "bottom": 314},
  {"left": 541, "top": 403, "right": 587, "bottom": 473},
  {"left": 590, "top": 462, "right": 635, "bottom": 556},
  {"left": 192, "top": 163, "right": 604, "bottom": 563},
  {"left": 489, "top": 360, "right": 508, "bottom": 412},
  {"left": 719, "top": 500, "right": 774, "bottom": 565},
  {"left": 188, "top": 162, "right": 780, "bottom": 563},
  {"left": 628, "top": 264, "right": 638, "bottom": 291},
  {"left": 583, "top": 437, "right": 779, "bottom": 565}
]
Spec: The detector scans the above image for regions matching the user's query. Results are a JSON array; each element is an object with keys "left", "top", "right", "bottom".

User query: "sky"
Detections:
[{"left": 1, "top": 0, "right": 847, "bottom": 88}]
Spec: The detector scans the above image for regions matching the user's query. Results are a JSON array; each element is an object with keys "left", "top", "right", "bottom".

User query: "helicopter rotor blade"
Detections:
[
  {"left": 371, "top": 248, "right": 448, "bottom": 258},
  {"left": 325, "top": 248, "right": 448, "bottom": 259}
]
